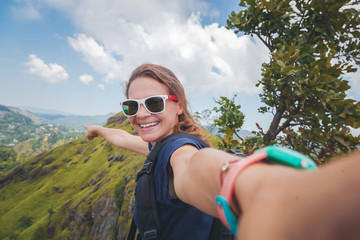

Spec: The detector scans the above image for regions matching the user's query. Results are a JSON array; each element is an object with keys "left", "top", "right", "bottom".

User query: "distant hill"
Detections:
[
  {"left": 7, "top": 106, "right": 46, "bottom": 125},
  {"left": 0, "top": 104, "right": 86, "bottom": 148},
  {"left": 0, "top": 104, "right": 86, "bottom": 175},
  {"left": 19, "top": 106, "right": 75, "bottom": 115},
  {"left": 1, "top": 105, "right": 43, "bottom": 148},
  {"left": 0, "top": 104, "right": 115, "bottom": 151},
  {"left": 0, "top": 105, "right": 10, "bottom": 112},
  {"left": 18, "top": 105, "right": 115, "bottom": 129}
]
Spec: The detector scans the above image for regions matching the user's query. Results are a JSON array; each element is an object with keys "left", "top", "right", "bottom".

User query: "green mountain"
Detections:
[
  {"left": 19, "top": 105, "right": 114, "bottom": 130},
  {"left": 7, "top": 106, "right": 46, "bottom": 125},
  {"left": 0, "top": 113, "right": 143, "bottom": 240},
  {"left": 0, "top": 105, "right": 85, "bottom": 148},
  {"left": 0, "top": 105, "right": 86, "bottom": 176},
  {"left": 0, "top": 106, "right": 38, "bottom": 147}
]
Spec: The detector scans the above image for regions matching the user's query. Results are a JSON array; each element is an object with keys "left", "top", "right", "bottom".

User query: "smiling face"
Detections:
[{"left": 127, "top": 76, "right": 183, "bottom": 145}]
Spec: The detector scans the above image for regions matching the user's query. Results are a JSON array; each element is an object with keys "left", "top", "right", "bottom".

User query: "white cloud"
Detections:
[
  {"left": 29, "top": 0, "right": 270, "bottom": 97},
  {"left": 97, "top": 83, "right": 105, "bottom": 90},
  {"left": 26, "top": 54, "right": 68, "bottom": 83},
  {"left": 79, "top": 74, "right": 94, "bottom": 85},
  {"left": 68, "top": 34, "right": 125, "bottom": 83}
]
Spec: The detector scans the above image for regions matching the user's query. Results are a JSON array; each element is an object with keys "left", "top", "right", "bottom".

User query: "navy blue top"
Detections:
[{"left": 135, "top": 136, "right": 213, "bottom": 239}]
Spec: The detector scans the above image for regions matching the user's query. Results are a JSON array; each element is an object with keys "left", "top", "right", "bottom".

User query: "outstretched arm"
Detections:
[
  {"left": 170, "top": 146, "right": 360, "bottom": 240},
  {"left": 85, "top": 125, "right": 149, "bottom": 156},
  {"left": 170, "top": 146, "right": 273, "bottom": 217}
]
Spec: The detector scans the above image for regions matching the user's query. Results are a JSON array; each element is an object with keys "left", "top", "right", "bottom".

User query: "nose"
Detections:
[{"left": 136, "top": 103, "right": 151, "bottom": 117}]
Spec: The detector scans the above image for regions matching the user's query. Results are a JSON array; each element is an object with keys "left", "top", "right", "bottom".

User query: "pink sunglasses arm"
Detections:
[{"left": 168, "top": 95, "right": 178, "bottom": 101}]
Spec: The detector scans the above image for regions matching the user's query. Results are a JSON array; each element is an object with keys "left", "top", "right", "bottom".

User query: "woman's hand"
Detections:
[
  {"left": 85, "top": 125, "right": 101, "bottom": 140},
  {"left": 84, "top": 125, "right": 149, "bottom": 156}
]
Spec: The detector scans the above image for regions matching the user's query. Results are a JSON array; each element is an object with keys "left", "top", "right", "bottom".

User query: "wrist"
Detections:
[
  {"left": 233, "top": 162, "right": 268, "bottom": 214},
  {"left": 216, "top": 151, "right": 268, "bottom": 234},
  {"left": 216, "top": 146, "right": 317, "bottom": 235}
]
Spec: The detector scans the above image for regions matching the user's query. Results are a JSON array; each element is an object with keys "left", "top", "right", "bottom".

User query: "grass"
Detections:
[{"left": 0, "top": 113, "right": 143, "bottom": 239}]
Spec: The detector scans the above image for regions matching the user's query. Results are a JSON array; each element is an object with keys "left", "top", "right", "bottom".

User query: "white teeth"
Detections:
[{"left": 140, "top": 122, "right": 158, "bottom": 128}]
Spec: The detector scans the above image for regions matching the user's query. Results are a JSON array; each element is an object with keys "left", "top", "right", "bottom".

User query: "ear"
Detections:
[{"left": 176, "top": 103, "right": 184, "bottom": 116}]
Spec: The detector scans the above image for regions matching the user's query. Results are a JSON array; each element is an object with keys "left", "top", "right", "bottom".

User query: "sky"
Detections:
[{"left": 0, "top": 0, "right": 359, "bottom": 131}]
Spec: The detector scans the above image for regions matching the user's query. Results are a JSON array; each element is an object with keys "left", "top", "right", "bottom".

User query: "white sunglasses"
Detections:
[{"left": 120, "top": 95, "right": 178, "bottom": 117}]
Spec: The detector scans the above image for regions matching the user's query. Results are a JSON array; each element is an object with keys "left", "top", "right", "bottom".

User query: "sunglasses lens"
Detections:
[
  {"left": 122, "top": 100, "right": 138, "bottom": 116},
  {"left": 145, "top": 96, "right": 165, "bottom": 113}
]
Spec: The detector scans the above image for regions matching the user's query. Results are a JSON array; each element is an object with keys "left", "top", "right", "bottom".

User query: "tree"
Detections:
[
  {"left": 212, "top": 95, "right": 245, "bottom": 150},
  {"left": 194, "top": 109, "right": 216, "bottom": 134},
  {"left": 227, "top": 0, "right": 360, "bottom": 162},
  {"left": 0, "top": 147, "right": 17, "bottom": 175},
  {"left": 0, "top": 147, "right": 16, "bottom": 162}
]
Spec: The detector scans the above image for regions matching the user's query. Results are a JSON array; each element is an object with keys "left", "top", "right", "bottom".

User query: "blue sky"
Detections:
[{"left": 1, "top": 0, "right": 359, "bottom": 131}]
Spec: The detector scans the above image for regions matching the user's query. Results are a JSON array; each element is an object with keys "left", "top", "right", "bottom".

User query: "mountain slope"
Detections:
[
  {"left": 7, "top": 106, "right": 46, "bottom": 125},
  {"left": 0, "top": 104, "right": 85, "bottom": 149},
  {"left": 0, "top": 113, "right": 143, "bottom": 240}
]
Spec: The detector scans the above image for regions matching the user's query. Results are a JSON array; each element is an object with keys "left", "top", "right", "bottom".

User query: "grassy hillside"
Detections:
[{"left": 0, "top": 113, "right": 143, "bottom": 240}]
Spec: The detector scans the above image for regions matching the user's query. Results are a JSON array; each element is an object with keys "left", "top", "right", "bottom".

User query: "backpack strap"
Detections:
[
  {"left": 208, "top": 217, "right": 234, "bottom": 240},
  {"left": 127, "top": 216, "right": 138, "bottom": 240},
  {"left": 137, "top": 132, "right": 208, "bottom": 175},
  {"left": 127, "top": 132, "right": 208, "bottom": 240}
]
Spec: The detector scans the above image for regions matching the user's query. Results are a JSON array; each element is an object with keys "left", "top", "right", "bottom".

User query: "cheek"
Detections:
[{"left": 129, "top": 117, "right": 136, "bottom": 127}]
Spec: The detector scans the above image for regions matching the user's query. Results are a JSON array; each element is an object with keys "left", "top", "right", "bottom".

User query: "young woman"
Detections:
[{"left": 86, "top": 63, "right": 360, "bottom": 240}]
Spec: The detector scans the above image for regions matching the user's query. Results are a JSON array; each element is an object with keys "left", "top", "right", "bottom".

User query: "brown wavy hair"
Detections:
[{"left": 125, "top": 63, "right": 210, "bottom": 146}]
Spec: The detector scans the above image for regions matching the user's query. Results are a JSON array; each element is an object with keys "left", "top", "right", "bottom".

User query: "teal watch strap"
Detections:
[
  {"left": 215, "top": 196, "right": 238, "bottom": 235},
  {"left": 262, "top": 146, "right": 317, "bottom": 170}
]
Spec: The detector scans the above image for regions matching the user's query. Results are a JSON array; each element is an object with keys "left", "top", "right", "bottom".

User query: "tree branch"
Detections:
[
  {"left": 234, "top": 131, "right": 243, "bottom": 141},
  {"left": 274, "top": 101, "right": 302, "bottom": 136},
  {"left": 265, "top": 95, "right": 286, "bottom": 142},
  {"left": 254, "top": 32, "right": 274, "bottom": 52}
]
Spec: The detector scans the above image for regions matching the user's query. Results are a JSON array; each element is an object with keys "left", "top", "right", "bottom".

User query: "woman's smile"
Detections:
[{"left": 139, "top": 121, "right": 160, "bottom": 128}]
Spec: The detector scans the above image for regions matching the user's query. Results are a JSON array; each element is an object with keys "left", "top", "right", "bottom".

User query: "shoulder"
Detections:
[
  {"left": 154, "top": 134, "right": 207, "bottom": 167},
  {"left": 160, "top": 134, "right": 207, "bottom": 156}
]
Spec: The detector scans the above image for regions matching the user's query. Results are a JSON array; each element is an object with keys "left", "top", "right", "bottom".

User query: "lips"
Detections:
[{"left": 139, "top": 122, "right": 159, "bottom": 128}]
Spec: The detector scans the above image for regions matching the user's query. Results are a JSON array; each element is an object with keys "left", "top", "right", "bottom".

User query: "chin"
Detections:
[{"left": 139, "top": 133, "right": 157, "bottom": 143}]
